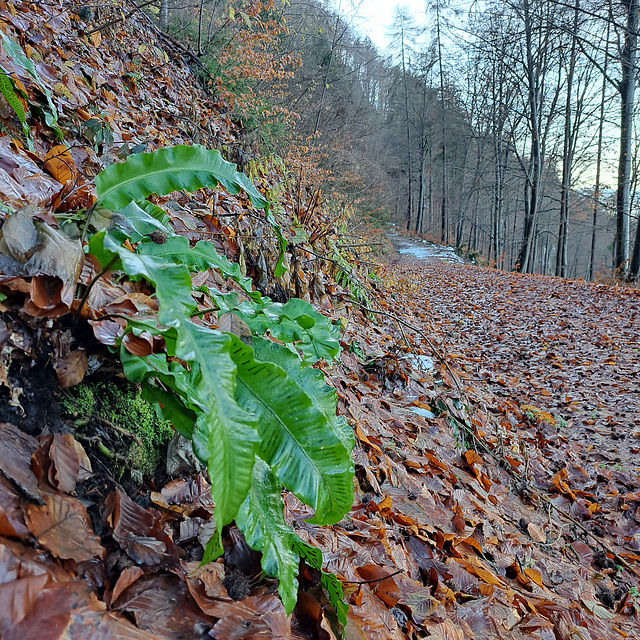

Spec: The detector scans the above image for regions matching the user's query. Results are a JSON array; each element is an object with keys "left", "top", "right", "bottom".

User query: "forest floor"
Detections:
[
  {"left": 2, "top": 231, "right": 640, "bottom": 640},
  {"left": 335, "top": 237, "right": 640, "bottom": 639},
  {"left": 1, "top": 1, "right": 640, "bottom": 636}
]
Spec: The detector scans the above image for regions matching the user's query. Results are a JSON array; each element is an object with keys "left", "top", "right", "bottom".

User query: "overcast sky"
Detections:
[{"left": 337, "top": 0, "right": 428, "bottom": 53}]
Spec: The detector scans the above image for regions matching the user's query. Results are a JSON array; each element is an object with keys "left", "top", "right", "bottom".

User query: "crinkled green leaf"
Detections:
[
  {"left": 175, "top": 322, "right": 260, "bottom": 555},
  {"left": 137, "top": 235, "right": 258, "bottom": 298},
  {"left": 292, "top": 536, "right": 348, "bottom": 627},
  {"left": 95, "top": 144, "right": 269, "bottom": 212},
  {"left": 135, "top": 199, "right": 172, "bottom": 228},
  {"left": 115, "top": 201, "right": 174, "bottom": 242},
  {"left": 228, "top": 335, "right": 352, "bottom": 524},
  {"left": 88, "top": 230, "right": 195, "bottom": 326},
  {"left": 236, "top": 457, "right": 299, "bottom": 614},
  {"left": 233, "top": 298, "right": 340, "bottom": 363},
  {"left": 252, "top": 336, "right": 355, "bottom": 459}
]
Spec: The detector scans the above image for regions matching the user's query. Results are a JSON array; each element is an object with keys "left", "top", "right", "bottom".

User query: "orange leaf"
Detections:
[
  {"left": 44, "top": 145, "right": 77, "bottom": 184},
  {"left": 463, "top": 450, "right": 483, "bottom": 467},
  {"left": 472, "top": 567, "right": 505, "bottom": 586},
  {"left": 524, "top": 568, "right": 544, "bottom": 588}
]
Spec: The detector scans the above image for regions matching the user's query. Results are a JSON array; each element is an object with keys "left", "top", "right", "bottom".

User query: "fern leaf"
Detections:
[
  {"left": 175, "top": 322, "right": 260, "bottom": 556},
  {"left": 95, "top": 144, "right": 269, "bottom": 212},
  {"left": 228, "top": 335, "right": 353, "bottom": 524},
  {"left": 236, "top": 458, "right": 299, "bottom": 614},
  {"left": 0, "top": 71, "right": 32, "bottom": 149},
  {"left": 138, "top": 235, "right": 257, "bottom": 298}
]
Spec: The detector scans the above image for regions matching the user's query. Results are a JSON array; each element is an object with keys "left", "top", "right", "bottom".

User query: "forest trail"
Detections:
[
  {"left": 391, "top": 235, "right": 466, "bottom": 265},
  {"left": 389, "top": 248, "right": 640, "bottom": 472},
  {"left": 320, "top": 243, "right": 640, "bottom": 638}
]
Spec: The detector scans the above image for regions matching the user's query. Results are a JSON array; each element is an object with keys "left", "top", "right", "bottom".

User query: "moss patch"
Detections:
[{"left": 60, "top": 380, "right": 173, "bottom": 476}]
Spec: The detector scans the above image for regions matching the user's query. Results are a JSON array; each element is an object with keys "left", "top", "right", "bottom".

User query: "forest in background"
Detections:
[{"left": 149, "top": 0, "right": 640, "bottom": 281}]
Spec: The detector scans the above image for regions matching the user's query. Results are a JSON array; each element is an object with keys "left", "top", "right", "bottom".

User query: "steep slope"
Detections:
[{"left": 0, "top": 2, "right": 639, "bottom": 639}]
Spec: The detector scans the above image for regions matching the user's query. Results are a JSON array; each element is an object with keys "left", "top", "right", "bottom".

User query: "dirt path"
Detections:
[{"left": 390, "top": 250, "right": 640, "bottom": 469}]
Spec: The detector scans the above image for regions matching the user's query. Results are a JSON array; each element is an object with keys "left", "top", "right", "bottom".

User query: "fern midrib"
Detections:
[{"left": 98, "top": 163, "right": 229, "bottom": 207}]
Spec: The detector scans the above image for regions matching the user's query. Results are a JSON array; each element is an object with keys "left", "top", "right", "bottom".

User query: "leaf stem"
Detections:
[
  {"left": 341, "top": 569, "right": 404, "bottom": 584},
  {"left": 73, "top": 255, "right": 118, "bottom": 326}
]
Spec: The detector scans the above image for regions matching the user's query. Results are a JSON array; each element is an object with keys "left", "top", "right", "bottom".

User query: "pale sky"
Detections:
[{"left": 335, "top": 0, "right": 429, "bottom": 54}]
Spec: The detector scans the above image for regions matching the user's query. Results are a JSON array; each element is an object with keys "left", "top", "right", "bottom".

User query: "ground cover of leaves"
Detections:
[{"left": 0, "top": 0, "right": 640, "bottom": 638}]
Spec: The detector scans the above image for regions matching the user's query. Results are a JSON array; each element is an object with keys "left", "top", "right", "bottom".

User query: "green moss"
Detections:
[
  {"left": 59, "top": 383, "right": 95, "bottom": 418},
  {"left": 60, "top": 381, "right": 173, "bottom": 476}
]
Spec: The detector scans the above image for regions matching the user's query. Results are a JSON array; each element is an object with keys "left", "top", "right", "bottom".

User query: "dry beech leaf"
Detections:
[
  {"left": 0, "top": 422, "right": 40, "bottom": 501},
  {"left": 110, "top": 566, "right": 144, "bottom": 604},
  {"left": 47, "top": 434, "right": 90, "bottom": 493},
  {"left": 0, "top": 475, "right": 30, "bottom": 538},
  {"left": 54, "top": 350, "right": 88, "bottom": 389},
  {"left": 105, "top": 488, "right": 176, "bottom": 566},
  {"left": 0, "top": 574, "right": 49, "bottom": 629},
  {"left": 527, "top": 523, "right": 546, "bottom": 543},
  {"left": 217, "top": 312, "right": 252, "bottom": 346},
  {"left": 89, "top": 319, "right": 123, "bottom": 346},
  {"left": 0, "top": 205, "right": 39, "bottom": 262},
  {"left": 25, "top": 493, "right": 105, "bottom": 562},
  {"left": 523, "top": 567, "right": 544, "bottom": 589},
  {"left": 210, "top": 594, "right": 291, "bottom": 640},
  {"left": 122, "top": 332, "right": 153, "bottom": 357},
  {"left": 356, "top": 565, "right": 401, "bottom": 607},
  {"left": 43, "top": 145, "right": 77, "bottom": 185}
]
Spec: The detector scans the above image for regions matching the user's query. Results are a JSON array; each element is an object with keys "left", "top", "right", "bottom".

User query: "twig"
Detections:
[
  {"left": 341, "top": 569, "right": 404, "bottom": 584},
  {"left": 96, "top": 416, "right": 144, "bottom": 448},
  {"left": 73, "top": 255, "right": 118, "bottom": 326},
  {"left": 351, "top": 301, "right": 462, "bottom": 393},
  {"left": 535, "top": 491, "right": 640, "bottom": 580},
  {"left": 75, "top": 433, "right": 126, "bottom": 462},
  {"left": 87, "top": 0, "right": 159, "bottom": 34}
]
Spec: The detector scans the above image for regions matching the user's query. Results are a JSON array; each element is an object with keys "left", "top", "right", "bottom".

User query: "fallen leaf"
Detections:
[
  {"left": 523, "top": 567, "right": 544, "bottom": 589},
  {"left": 53, "top": 350, "right": 88, "bottom": 388},
  {"left": 527, "top": 522, "right": 546, "bottom": 543},
  {"left": 47, "top": 434, "right": 88, "bottom": 493},
  {"left": 105, "top": 488, "right": 176, "bottom": 566},
  {"left": 0, "top": 574, "right": 49, "bottom": 629},
  {"left": 0, "top": 475, "right": 30, "bottom": 538},
  {"left": 25, "top": 493, "right": 105, "bottom": 562},
  {"left": 0, "top": 423, "right": 40, "bottom": 500},
  {"left": 0, "top": 205, "right": 39, "bottom": 262},
  {"left": 582, "top": 598, "right": 617, "bottom": 620},
  {"left": 110, "top": 566, "right": 144, "bottom": 604},
  {"left": 210, "top": 594, "right": 291, "bottom": 639},
  {"left": 43, "top": 145, "right": 77, "bottom": 185}
]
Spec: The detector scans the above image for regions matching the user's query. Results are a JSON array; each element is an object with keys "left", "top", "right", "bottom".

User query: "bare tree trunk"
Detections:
[
  {"left": 556, "top": 0, "right": 579, "bottom": 277},
  {"left": 160, "top": 0, "right": 169, "bottom": 28},
  {"left": 517, "top": 0, "right": 542, "bottom": 273},
  {"left": 398, "top": 21, "right": 414, "bottom": 230},
  {"left": 616, "top": 0, "right": 639, "bottom": 274},
  {"left": 589, "top": 21, "right": 609, "bottom": 281},
  {"left": 314, "top": 10, "right": 341, "bottom": 137},
  {"left": 436, "top": 0, "right": 448, "bottom": 243}
]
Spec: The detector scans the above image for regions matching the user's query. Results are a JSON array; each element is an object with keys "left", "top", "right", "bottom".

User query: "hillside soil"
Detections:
[{"left": 0, "top": 1, "right": 639, "bottom": 638}]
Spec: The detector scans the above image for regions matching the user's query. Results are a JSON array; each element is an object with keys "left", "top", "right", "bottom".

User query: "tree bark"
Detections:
[
  {"left": 556, "top": 0, "right": 579, "bottom": 278},
  {"left": 616, "top": 0, "right": 639, "bottom": 274}
]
